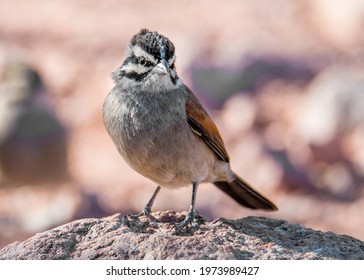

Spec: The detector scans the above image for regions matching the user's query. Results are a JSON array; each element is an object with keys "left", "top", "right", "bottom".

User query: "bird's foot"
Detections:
[
  {"left": 174, "top": 209, "right": 199, "bottom": 232},
  {"left": 128, "top": 206, "right": 152, "bottom": 218}
]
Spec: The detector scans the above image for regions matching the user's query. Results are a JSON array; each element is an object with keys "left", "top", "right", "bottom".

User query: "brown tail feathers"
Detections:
[{"left": 214, "top": 173, "right": 278, "bottom": 211}]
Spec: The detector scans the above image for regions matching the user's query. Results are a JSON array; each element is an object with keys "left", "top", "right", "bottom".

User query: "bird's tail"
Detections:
[{"left": 214, "top": 173, "right": 278, "bottom": 211}]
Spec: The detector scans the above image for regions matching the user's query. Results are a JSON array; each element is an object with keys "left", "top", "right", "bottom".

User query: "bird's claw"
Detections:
[
  {"left": 174, "top": 210, "right": 199, "bottom": 232},
  {"left": 128, "top": 206, "right": 152, "bottom": 218}
]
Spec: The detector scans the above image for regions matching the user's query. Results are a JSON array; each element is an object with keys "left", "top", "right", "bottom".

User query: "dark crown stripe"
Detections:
[{"left": 131, "top": 29, "right": 175, "bottom": 62}]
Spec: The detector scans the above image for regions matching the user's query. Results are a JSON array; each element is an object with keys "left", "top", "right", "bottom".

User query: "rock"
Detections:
[
  {"left": 296, "top": 64, "right": 364, "bottom": 146},
  {"left": 0, "top": 211, "right": 363, "bottom": 260}
]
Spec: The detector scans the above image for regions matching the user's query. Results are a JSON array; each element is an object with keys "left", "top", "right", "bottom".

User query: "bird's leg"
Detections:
[
  {"left": 175, "top": 182, "right": 199, "bottom": 230},
  {"left": 130, "top": 185, "right": 161, "bottom": 217}
]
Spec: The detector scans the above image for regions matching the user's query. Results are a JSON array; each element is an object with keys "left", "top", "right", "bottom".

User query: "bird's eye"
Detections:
[{"left": 138, "top": 57, "right": 147, "bottom": 66}]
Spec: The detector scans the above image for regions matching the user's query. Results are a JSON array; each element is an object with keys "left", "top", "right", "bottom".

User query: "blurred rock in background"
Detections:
[
  {"left": 0, "top": 0, "right": 364, "bottom": 248},
  {"left": 190, "top": 55, "right": 316, "bottom": 108}
]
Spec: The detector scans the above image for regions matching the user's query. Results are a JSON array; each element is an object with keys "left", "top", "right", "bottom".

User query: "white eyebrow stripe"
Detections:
[
  {"left": 168, "top": 56, "right": 176, "bottom": 65},
  {"left": 132, "top": 45, "right": 157, "bottom": 64},
  {"left": 121, "top": 62, "right": 148, "bottom": 74}
]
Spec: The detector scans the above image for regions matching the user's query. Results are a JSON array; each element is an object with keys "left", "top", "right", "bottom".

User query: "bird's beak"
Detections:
[{"left": 152, "top": 59, "right": 169, "bottom": 76}]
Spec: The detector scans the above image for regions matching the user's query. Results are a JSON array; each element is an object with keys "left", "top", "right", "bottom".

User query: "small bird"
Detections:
[
  {"left": 0, "top": 58, "right": 67, "bottom": 186},
  {"left": 103, "top": 29, "right": 277, "bottom": 229}
]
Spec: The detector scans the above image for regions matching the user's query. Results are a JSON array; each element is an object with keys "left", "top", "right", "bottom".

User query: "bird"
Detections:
[
  {"left": 103, "top": 29, "right": 277, "bottom": 229},
  {"left": 0, "top": 58, "right": 68, "bottom": 187}
]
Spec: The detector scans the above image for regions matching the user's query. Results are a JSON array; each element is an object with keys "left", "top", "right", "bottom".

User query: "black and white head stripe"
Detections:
[
  {"left": 130, "top": 29, "right": 175, "bottom": 62},
  {"left": 113, "top": 29, "right": 179, "bottom": 85}
]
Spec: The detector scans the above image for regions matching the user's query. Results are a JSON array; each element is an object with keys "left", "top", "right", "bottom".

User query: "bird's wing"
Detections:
[{"left": 185, "top": 87, "right": 230, "bottom": 163}]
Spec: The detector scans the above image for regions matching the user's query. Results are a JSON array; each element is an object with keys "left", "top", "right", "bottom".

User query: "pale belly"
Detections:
[{"left": 115, "top": 121, "right": 217, "bottom": 188}]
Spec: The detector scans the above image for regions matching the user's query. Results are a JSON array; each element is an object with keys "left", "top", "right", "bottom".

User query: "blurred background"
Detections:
[{"left": 1, "top": 0, "right": 364, "bottom": 249}]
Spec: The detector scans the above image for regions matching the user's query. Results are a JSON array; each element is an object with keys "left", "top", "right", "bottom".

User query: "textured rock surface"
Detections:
[{"left": 1, "top": 211, "right": 363, "bottom": 260}]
